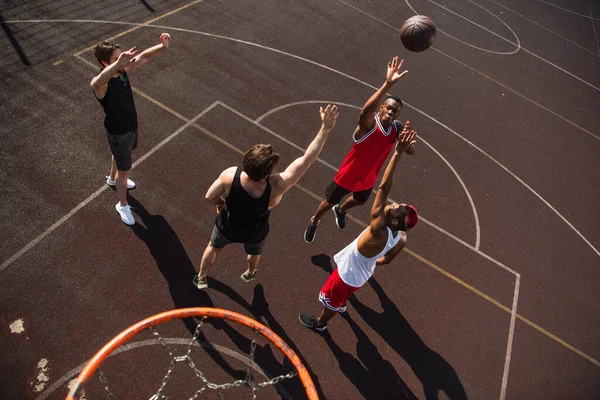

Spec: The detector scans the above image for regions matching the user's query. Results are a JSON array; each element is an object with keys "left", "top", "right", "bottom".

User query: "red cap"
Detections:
[{"left": 405, "top": 205, "right": 418, "bottom": 229}]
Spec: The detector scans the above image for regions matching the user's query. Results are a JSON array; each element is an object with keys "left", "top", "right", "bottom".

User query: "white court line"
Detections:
[
  {"left": 591, "top": 6, "right": 600, "bottom": 56},
  {"left": 254, "top": 100, "right": 482, "bottom": 250},
  {"left": 35, "top": 338, "right": 281, "bottom": 400},
  {"left": 538, "top": 0, "right": 600, "bottom": 20},
  {"left": 405, "top": 0, "right": 521, "bottom": 55},
  {"left": 4, "top": 18, "right": 595, "bottom": 257},
  {"left": 218, "top": 101, "right": 520, "bottom": 400},
  {"left": 405, "top": 0, "right": 600, "bottom": 92},
  {"left": 500, "top": 274, "right": 520, "bottom": 400},
  {"left": 0, "top": 103, "right": 218, "bottom": 273}
]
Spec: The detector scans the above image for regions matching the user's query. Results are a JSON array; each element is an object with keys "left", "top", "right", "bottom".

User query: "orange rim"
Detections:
[{"left": 66, "top": 307, "right": 318, "bottom": 399}]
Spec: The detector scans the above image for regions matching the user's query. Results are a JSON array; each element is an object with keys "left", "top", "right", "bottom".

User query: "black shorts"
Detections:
[
  {"left": 106, "top": 129, "right": 138, "bottom": 171},
  {"left": 325, "top": 181, "right": 372, "bottom": 205},
  {"left": 210, "top": 225, "right": 265, "bottom": 256}
]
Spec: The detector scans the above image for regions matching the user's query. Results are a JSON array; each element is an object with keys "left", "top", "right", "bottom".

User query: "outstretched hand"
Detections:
[
  {"left": 395, "top": 121, "right": 417, "bottom": 154},
  {"left": 386, "top": 56, "right": 408, "bottom": 85},
  {"left": 117, "top": 46, "right": 139, "bottom": 67},
  {"left": 320, "top": 104, "right": 339, "bottom": 130},
  {"left": 160, "top": 33, "right": 171, "bottom": 48}
]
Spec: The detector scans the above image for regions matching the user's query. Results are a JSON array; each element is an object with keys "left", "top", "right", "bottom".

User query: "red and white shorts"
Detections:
[{"left": 319, "top": 269, "right": 360, "bottom": 313}]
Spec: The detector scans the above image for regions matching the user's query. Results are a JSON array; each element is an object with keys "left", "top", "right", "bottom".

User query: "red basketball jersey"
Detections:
[{"left": 334, "top": 114, "right": 399, "bottom": 192}]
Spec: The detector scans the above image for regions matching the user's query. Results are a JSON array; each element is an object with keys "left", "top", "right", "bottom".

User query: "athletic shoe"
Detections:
[
  {"left": 115, "top": 203, "right": 135, "bottom": 225},
  {"left": 106, "top": 176, "right": 136, "bottom": 189},
  {"left": 304, "top": 218, "right": 318, "bottom": 243},
  {"left": 193, "top": 275, "right": 208, "bottom": 290},
  {"left": 298, "top": 314, "right": 327, "bottom": 331},
  {"left": 332, "top": 204, "right": 346, "bottom": 230},
  {"left": 240, "top": 270, "right": 257, "bottom": 283}
]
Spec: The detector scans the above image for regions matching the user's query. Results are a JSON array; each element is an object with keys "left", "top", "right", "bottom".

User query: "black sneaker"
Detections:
[
  {"left": 304, "top": 218, "right": 318, "bottom": 243},
  {"left": 332, "top": 204, "right": 346, "bottom": 230},
  {"left": 298, "top": 314, "right": 327, "bottom": 331}
]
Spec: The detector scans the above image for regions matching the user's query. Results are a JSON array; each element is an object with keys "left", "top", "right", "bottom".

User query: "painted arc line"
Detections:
[
  {"left": 405, "top": 0, "right": 600, "bottom": 92},
  {"left": 0, "top": 103, "right": 217, "bottom": 273},
  {"left": 404, "top": 0, "right": 521, "bottom": 55},
  {"left": 488, "top": 0, "right": 600, "bottom": 58},
  {"left": 3, "top": 19, "right": 597, "bottom": 259},
  {"left": 67, "top": 74, "right": 600, "bottom": 379},
  {"left": 334, "top": 0, "right": 600, "bottom": 141},
  {"left": 34, "top": 338, "right": 288, "bottom": 400},
  {"left": 254, "top": 100, "right": 481, "bottom": 250}
]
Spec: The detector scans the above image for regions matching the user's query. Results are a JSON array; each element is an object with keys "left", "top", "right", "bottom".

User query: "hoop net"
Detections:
[{"left": 65, "top": 307, "right": 318, "bottom": 399}]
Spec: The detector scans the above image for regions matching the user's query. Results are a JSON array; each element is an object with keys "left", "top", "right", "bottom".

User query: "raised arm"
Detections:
[
  {"left": 355, "top": 57, "right": 408, "bottom": 138},
  {"left": 90, "top": 46, "right": 139, "bottom": 99},
  {"left": 125, "top": 33, "right": 170, "bottom": 72},
  {"left": 275, "top": 105, "right": 339, "bottom": 193},
  {"left": 369, "top": 122, "right": 416, "bottom": 233}
]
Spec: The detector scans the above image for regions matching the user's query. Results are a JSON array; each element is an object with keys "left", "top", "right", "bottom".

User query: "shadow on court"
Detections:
[
  {"left": 0, "top": 13, "right": 30, "bottom": 66},
  {"left": 312, "top": 254, "right": 468, "bottom": 400},
  {"left": 128, "top": 195, "right": 323, "bottom": 399}
]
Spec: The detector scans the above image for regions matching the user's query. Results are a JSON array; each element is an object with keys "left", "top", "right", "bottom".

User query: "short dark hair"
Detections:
[
  {"left": 94, "top": 41, "right": 120, "bottom": 67},
  {"left": 243, "top": 144, "right": 280, "bottom": 181},
  {"left": 385, "top": 95, "right": 403, "bottom": 109}
]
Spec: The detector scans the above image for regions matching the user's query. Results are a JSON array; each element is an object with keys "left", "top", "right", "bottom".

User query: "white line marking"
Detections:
[
  {"left": 500, "top": 274, "right": 520, "bottom": 400},
  {"left": 537, "top": 0, "right": 600, "bottom": 20},
  {"left": 405, "top": 0, "right": 600, "bottom": 92},
  {"left": 255, "top": 100, "right": 481, "bottom": 250},
  {"left": 591, "top": 6, "right": 600, "bottom": 56},
  {"left": 405, "top": 0, "right": 521, "bottom": 55},
  {"left": 222, "top": 101, "right": 519, "bottom": 399},
  {"left": 0, "top": 104, "right": 218, "bottom": 273},
  {"left": 35, "top": 338, "right": 284, "bottom": 400},
  {"left": 5, "top": 19, "right": 592, "bottom": 258}
]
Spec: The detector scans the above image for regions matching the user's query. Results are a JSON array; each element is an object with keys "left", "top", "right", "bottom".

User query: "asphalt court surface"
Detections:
[{"left": 1, "top": 0, "right": 599, "bottom": 399}]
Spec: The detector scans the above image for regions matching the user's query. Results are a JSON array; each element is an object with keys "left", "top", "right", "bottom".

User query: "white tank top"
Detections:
[{"left": 335, "top": 226, "right": 405, "bottom": 287}]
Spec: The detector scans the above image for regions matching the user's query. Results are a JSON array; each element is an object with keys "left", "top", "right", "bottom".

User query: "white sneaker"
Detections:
[
  {"left": 115, "top": 203, "right": 135, "bottom": 225},
  {"left": 106, "top": 176, "right": 136, "bottom": 189}
]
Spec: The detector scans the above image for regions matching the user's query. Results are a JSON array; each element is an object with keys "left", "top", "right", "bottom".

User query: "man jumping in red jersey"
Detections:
[{"left": 304, "top": 56, "right": 413, "bottom": 243}]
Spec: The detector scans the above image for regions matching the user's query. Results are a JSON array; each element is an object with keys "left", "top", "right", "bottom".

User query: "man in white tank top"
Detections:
[{"left": 299, "top": 123, "right": 418, "bottom": 331}]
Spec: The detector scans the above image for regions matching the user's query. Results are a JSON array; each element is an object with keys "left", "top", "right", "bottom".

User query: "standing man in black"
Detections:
[
  {"left": 91, "top": 33, "right": 171, "bottom": 225},
  {"left": 194, "top": 105, "right": 340, "bottom": 290}
]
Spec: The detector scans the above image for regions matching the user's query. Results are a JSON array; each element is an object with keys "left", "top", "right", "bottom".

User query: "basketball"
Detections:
[{"left": 400, "top": 15, "right": 436, "bottom": 52}]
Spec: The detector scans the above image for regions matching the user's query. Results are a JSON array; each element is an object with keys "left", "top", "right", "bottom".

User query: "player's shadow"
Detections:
[
  {"left": 128, "top": 196, "right": 321, "bottom": 398},
  {"left": 127, "top": 195, "right": 246, "bottom": 380},
  {"left": 210, "top": 279, "right": 327, "bottom": 399},
  {"left": 311, "top": 254, "right": 468, "bottom": 400},
  {"left": 322, "top": 314, "right": 417, "bottom": 400}
]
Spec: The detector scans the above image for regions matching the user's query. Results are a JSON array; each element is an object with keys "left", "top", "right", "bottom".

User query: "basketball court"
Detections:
[{"left": 1, "top": 0, "right": 599, "bottom": 398}]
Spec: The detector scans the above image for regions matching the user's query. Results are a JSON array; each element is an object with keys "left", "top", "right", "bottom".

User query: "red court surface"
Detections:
[{"left": 1, "top": 0, "right": 599, "bottom": 399}]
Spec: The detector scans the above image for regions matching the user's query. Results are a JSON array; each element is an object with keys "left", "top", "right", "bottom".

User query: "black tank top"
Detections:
[
  {"left": 96, "top": 71, "right": 138, "bottom": 135},
  {"left": 216, "top": 168, "right": 271, "bottom": 243}
]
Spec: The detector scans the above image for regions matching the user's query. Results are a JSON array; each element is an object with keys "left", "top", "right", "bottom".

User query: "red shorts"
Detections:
[{"left": 319, "top": 269, "right": 360, "bottom": 313}]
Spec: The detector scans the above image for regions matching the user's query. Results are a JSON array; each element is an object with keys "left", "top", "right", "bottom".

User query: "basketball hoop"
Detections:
[{"left": 65, "top": 307, "right": 318, "bottom": 399}]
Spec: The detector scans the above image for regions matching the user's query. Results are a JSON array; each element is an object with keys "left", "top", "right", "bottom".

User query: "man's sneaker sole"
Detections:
[{"left": 298, "top": 314, "right": 327, "bottom": 331}]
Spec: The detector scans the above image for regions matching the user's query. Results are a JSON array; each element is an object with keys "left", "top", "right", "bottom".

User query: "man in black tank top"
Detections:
[
  {"left": 194, "top": 105, "right": 340, "bottom": 290},
  {"left": 90, "top": 33, "right": 171, "bottom": 225}
]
